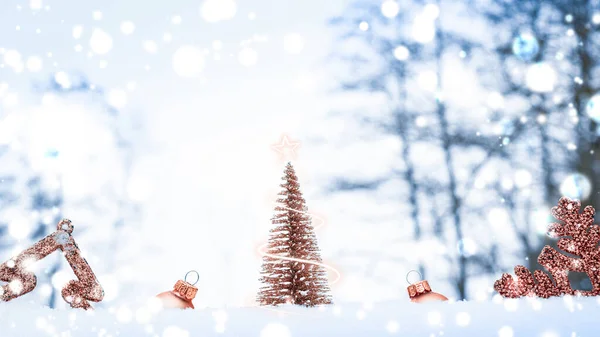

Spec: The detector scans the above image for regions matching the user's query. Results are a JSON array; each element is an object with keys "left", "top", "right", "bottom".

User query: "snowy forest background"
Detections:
[{"left": 1, "top": 0, "right": 600, "bottom": 309}]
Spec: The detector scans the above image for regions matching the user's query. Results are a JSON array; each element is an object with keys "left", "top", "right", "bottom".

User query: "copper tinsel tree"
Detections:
[{"left": 257, "top": 162, "right": 333, "bottom": 307}]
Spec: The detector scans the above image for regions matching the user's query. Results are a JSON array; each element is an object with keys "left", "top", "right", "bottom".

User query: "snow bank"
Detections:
[{"left": 0, "top": 297, "right": 598, "bottom": 337}]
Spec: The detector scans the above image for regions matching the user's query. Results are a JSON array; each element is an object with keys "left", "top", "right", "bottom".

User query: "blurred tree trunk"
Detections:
[
  {"left": 485, "top": 0, "right": 559, "bottom": 273},
  {"left": 433, "top": 1, "right": 467, "bottom": 299},
  {"left": 328, "top": 3, "right": 427, "bottom": 281},
  {"left": 536, "top": 122, "right": 557, "bottom": 259},
  {"left": 394, "top": 63, "right": 425, "bottom": 278},
  {"left": 30, "top": 178, "right": 64, "bottom": 308},
  {"left": 571, "top": 0, "right": 600, "bottom": 210},
  {"left": 567, "top": 0, "right": 598, "bottom": 290}
]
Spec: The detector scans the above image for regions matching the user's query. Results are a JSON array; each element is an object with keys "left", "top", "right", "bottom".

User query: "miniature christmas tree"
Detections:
[
  {"left": 257, "top": 162, "right": 333, "bottom": 306},
  {"left": 494, "top": 197, "right": 600, "bottom": 298}
]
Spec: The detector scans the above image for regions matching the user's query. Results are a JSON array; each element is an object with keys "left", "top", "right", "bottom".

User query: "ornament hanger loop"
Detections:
[
  {"left": 185, "top": 270, "right": 199, "bottom": 286},
  {"left": 57, "top": 219, "right": 74, "bottom": 234},
  {"left": 406, "top": 270, "right": 422, "bottom": 285}
]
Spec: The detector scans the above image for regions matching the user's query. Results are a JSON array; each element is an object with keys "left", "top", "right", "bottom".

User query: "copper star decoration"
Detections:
[{"left": 271, "top": 135, "right": 301, "bottom": 161}]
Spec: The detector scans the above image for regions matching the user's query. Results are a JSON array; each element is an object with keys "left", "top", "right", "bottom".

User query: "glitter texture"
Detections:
[
  {"left": 155, "top": 278, "right": 198, "bottom": 309},
  {"left": 173, "top": 279, "right": 198, "bottom": 301},
  {"left": 0, "top": 219, "right": 104, "bottom": 309},
  {"left": 494, "top": 197, "right": 600, "bottom": 298},
  {"left": 407, "top": 279, "right": 448, "bottom": 303},
  {"left": 407, "top": 280, "right": 432, "bottom": 299}
]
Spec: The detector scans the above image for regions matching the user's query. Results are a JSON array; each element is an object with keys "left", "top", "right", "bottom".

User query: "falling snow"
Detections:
[
  {"left": 25, "top": 56, "right": 43, "bottom": 72},
  {"left": 381, "top": 1, "right": 400, "bottom": 19},
  {"left": 89, "top": 28, "right": 113, "bottom": 55},
  {"left": 393, "top": 45, "right": 410, "bottom": 61},
  {"left": 238, "top": 47, "right": 258, "bottom": 66},
  {"left": 72, "top": 25, "right": 84, "bottom": 39},
  {"left": 526, "top": 63, "right": 557, "bottom": 92},
  {"left": 172, "top": 45, "right": 205, "bottom": 77},
  {"left": 200, "top": 0, "right": 237, "bottom": 23},
  {"left": 143, "top": 40, "right": 158, "bottom": 54},
  {"left": 120, "top": 21, "right": 136, "bottom": 35},
  {"left": 106, "top": 89, "right": 128, "bottom": 109},
  {"left": 3, "top": 49, "right": 24, "bottom": 72}
]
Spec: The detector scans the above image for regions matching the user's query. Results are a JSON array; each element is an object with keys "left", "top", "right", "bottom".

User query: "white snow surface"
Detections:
[{"left": 0, "top": 298, "right": 599, "bottom": 336}]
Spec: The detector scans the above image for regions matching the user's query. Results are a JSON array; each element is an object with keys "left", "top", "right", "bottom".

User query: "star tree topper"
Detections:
[{"left": 271, "top": 134, "right": 301, "bottom": 161}]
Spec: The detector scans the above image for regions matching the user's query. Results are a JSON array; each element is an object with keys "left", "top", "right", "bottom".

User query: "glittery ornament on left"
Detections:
[{"left": 0, "top": 219, "right": 104, "bottom": 309}]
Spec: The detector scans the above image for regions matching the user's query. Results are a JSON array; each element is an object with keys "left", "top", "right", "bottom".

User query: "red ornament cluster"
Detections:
[{"left": 494, "top": 197, "right": 600, "bottom": 298}]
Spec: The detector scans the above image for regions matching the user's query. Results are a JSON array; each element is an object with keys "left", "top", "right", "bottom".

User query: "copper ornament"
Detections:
[
  {"left": 156, "top": 270, "right": 199, "bottom": 309},
  {"left": 0, "top": 219, "right": 104, "bottom": 309},
  {"left": 495, "top": 197, "right": 600, "bottom": 298},
  {"left": 406, "top": 270, "right": 448, "bottom": 303}
]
